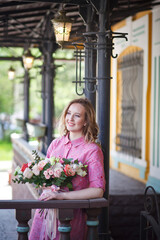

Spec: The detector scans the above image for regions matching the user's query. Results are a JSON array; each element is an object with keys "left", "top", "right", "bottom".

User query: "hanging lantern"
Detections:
[
  {"left": 51, "top": 10, "right": 72, "bottom": 47},
  {"left": 23, "top": 49, "right": 34, "bottom": 70},
  {"left": 8, "top": 66, "right": 15, "bottom": 80}
]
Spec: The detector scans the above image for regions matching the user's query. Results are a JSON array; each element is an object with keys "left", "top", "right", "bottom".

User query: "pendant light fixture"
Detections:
[
  {"left": 8, "top": 66, "right": 15, "bottom": 80},
  {"left": 23, "top": 49, "right": 34, "bottom": 70},
  {"left": 51, "top": 8, "right": 72, "bottom": 48}
]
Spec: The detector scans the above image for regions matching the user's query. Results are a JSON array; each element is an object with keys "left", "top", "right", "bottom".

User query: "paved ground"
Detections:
[
  {"left": 0, "top": 161, "right": 17, "bottom": 240},
  {"left": 109, "top": 168, "right": 146, "bottom": 195},
  {"left": 0, "top": 161, "right": 146, "bottom": 240}
]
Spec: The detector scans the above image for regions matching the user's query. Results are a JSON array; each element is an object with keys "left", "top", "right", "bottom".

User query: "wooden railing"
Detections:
[{"left": 0, "top": 198, "right": 108, "bottom": 240}]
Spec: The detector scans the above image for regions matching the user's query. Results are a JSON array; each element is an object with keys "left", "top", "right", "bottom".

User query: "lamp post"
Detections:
[
  {"left": 51, "top": 9, "right": 72, "bottom": 48},
  {"left": 8, "top": 66, "right": 15, "bottom": 80},
  {"left": 23, "top": 49, "right": 34, "bottom": 70}
]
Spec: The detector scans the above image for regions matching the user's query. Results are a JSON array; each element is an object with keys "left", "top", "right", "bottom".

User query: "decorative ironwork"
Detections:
[
  {"left": 144, "top": 186, "right": 160, "bottom": 221},
  {"left": 72, "top": 43, "right": 85, "bottom": 96},
  {"left": 116, "top": 50, "right": 143, "bottom": 158},
  {"left": 72, "top": 30, "right": 128, "bottom": 96},
  {"left": 140, "top": 186, "right": 160, "bottom": 240}
]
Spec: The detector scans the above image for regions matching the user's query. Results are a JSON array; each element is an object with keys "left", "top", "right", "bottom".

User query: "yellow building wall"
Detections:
[{"left": 110, "top": 11, "right": 152, "bottom": 182}]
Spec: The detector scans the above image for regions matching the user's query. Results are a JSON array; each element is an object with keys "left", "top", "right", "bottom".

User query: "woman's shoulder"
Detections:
[
  {"left": 83, "top": 141, "right": 103, "bottom": 163},
  {"left": 85, "top": 141, "right": 102, "bottom": 152},
  {"left": 49, "top": 135, "right": 65, "bottom": 147},
  {"left": 47, "top": 136, "right": 65, "bottom": 157}
]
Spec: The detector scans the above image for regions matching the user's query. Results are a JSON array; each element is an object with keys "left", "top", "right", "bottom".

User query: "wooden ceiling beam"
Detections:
[{"left": 0, "top": 6, "right": 52, "bottom": 16}]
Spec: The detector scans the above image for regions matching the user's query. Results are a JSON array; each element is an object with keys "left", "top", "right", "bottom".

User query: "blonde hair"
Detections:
[{"left": 58, "top": 98, "right": 99, "bottom": 143}]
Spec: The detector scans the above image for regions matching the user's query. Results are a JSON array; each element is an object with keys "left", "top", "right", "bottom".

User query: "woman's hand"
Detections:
[
  {"left": 39, "top": 190, "right": 60, "bottom": 201},
  {"left": 39, "top": 186, "right": 64, "bottom": 201}
]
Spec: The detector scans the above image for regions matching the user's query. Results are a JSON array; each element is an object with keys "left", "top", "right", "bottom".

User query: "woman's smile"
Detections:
[{"left": 67, "top": 122, "right": 75, "bottom": 126}]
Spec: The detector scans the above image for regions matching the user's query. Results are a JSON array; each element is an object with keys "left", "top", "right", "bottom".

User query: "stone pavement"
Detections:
[
  {"left": 0, "top": 161, "right": 17, "bottom": 240},
  {"left": 109, "top": 168, "right": 146, "bottom": 195}
]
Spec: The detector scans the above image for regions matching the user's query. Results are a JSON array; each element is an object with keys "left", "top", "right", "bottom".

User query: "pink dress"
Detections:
[{"left": 29, "top": 135, "right": 106, "bottom": 240}]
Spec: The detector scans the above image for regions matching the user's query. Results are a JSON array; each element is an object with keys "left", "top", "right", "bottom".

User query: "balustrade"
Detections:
[{"left": 0, "top": 198, "right": 108, "bottom": 240}]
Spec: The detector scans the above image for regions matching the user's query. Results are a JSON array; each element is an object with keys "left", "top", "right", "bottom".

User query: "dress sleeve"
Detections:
[{"left": 87, "top": 145, "right": 106, "bottom": 192}]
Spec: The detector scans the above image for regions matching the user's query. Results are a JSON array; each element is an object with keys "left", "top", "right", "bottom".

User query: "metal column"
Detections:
[
  {"left": 84, "top": 5, "right": 96, "bottom": 109},
  {"left": 40, "top": 12, "right": 57, "bottom": 154},
  {"left": 41, "top": 54, "right": 46, "bottom": 125},
  {"left": 43, "top": 40, "right": 55, "bottom": 153},
  {"left": 97, "top": 0, "right": 111, "bottom": 239},
  {"left": 41, "top": 45, "right": 47, "bottom": 154}
]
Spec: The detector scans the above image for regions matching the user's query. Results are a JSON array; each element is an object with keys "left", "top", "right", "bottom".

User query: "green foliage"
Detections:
[
  {"left": 0, "top": 47, "right": 24, "bottom": 114},
  {"left": 0, "top": 138, "right": 13, "bottom": 161},
  {"left": 0, "top": 61, "right": 15, "bottom": 114},
  {"left": 63, "top": 158, "right": 73, "bottom": 164},
  {"left": 0, "top": 47, "right": 84, "bottom": 133},
  {"left": 32, "top": 150, "right": 41, "bottom": 163}
]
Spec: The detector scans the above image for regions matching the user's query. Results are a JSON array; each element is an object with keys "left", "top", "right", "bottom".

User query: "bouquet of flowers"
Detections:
[{"left": 13, "top": 150, "right": 88, "bottom": 190}]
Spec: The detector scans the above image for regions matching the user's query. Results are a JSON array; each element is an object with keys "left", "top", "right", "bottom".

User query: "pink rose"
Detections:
[
  {"left": 48, "top": 169, "right": 54, "bottom": 176},
  {"left": 59, "top": 158, "right": 64, "bottom": 164},
  {"left": 45, "top": 174, "right": 50, "bottom": 179},
  {"left": 43, "top": 170, "right": 50, "bottom": 179},
  {"left": 38, "top": 160, "right": 47, "bottom": 170},
  {"left": 28, "top": 162, "right": 33, "bottom": 167},
  {"left": 53, "top": 168, "right": 62, "bottom": 178},
  {"left": 64, "top": 164, "right": 75, "bottom": 177}
]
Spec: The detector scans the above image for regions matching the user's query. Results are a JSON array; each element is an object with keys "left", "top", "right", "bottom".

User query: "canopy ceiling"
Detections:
[{"left": 0, "top": 0, "right": 160, "bottom": 49}]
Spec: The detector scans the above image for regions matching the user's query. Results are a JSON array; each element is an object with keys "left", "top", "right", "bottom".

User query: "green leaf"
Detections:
[
  {"left": 66, "top": 182, "right": 73, "bottom": 190},
  {"left": 63, "top": 158, "right": 73, "bottom": 164},
  {"left": 73, "top": 159, "right": 78, "bottom": 164}
]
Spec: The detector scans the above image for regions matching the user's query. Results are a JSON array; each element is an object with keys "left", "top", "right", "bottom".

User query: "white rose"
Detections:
[
  {"left": 78, "top": 162, "right": 83, "bottom": 167},
  {"left": 53, "top": 163, "right": 63, "bottom": 170},
  {"left": 77, "top": 169, "right": 87, "bottom": 177},
  {"left": 32, "top": 164, "right": 40, "bottom": 176},
  {"left": 71, "top": 164, "right": 79, "bottom": 171},
  {"left": 14, "top": 166, "right": 22, "bottom": 176},
  {"left": 23, "top": 168, "right": 33, "bottom": 179}
]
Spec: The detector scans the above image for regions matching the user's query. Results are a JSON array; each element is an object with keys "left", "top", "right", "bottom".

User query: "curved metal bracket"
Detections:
[
  {"left": 72, "top": 30, "right": 128, "bottom": 96},
  {"left": 144, "top": 186, "right": 160, "bottom": 225},
  {"left": 106, "top": 30, "right": 128, "bottom": 59}
]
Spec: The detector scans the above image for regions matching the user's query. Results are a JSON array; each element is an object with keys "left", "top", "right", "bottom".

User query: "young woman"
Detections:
[{"left": 29, "top": 98, "right": 106, "bottom": 240}]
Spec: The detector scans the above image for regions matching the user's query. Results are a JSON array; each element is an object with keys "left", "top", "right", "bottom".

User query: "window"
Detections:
[{"left": 116, "top": 50, "right": 143, "bottom": 158}]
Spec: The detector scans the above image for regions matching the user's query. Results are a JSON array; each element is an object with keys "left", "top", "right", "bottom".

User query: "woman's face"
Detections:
[{"left": 65, "top": 103, "right": 86, "bottom": 135}]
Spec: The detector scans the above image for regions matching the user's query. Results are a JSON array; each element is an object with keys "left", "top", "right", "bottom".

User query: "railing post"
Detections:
[
  {"left": 86, "top": 208, "right": 101, "bottom": 240},
  {"left": 16, "top": 209, "right": 31, "bottom": 240},
  {"left": 58, "top": 208, "right": 73, "bottom": 240}
]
